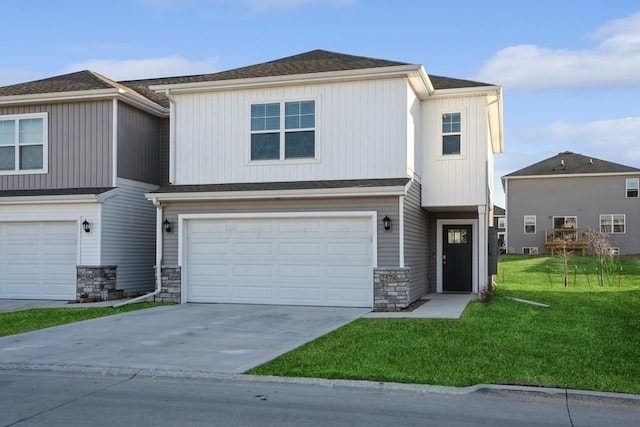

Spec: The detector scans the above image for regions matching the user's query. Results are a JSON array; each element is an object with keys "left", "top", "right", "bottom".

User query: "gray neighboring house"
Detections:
[
  {"left": 493, "top": 205, "right": 506, "bottom": 253},
  {"left": 503, "top": 151, "right": 640, "bottom": 255},
  {"left": 0, "top": 71, "right": 168, "bottom": 300}
]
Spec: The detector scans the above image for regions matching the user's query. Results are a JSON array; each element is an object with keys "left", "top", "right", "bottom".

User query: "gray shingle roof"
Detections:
[
  {"left": 494, "top": 205, "right": 505, "bottom": 215},
  {"left": 0, "top": 187, "right": 115, "bottom": 198},
  {"left": 1, "top": 50, "right": 498, "bottom": 109},
  {"left": 504, "top": 152, "right": 640, "bottom": 177},
  {"left": 150, "top": 178, "right": 410, "bottom": 194}
]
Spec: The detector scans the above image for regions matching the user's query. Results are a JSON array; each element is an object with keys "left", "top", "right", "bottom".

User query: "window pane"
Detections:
[
  {"left": 20, "top": 145, "right": 43, "bottom": 169},
  {"left": 600, "top": 216, "right": 612, "bottom": 233},
  {"left": 0, "top": 120, "right": 14, "bottom": 146},
  {"left": 285, "top": 100, "right": 314, "bottom": 130},
  {"left": 265, "top": 103, "right": 280, "bottom": 117},
  {"left": 251, "top": 103, "right": 279, "bottom": 131},
  {"left": 0, "top": 146, "right": 14, "bottom": 170},
  {"left": 613, "top": 215, "right": 625, "bottom": 233},
  {"left": 284, "top": 102, "right": 299, "bottom": 115},
  {"left": 300, "top": 114, "right": 315, "bottom": 128},
  {"left": 442, "top": 135, "right": 460, "bottom": 155},
  {"left": 300, "top": 101, "right": 314, "bottom": 114},
  {"left": 19, "top": 118, "right": 43, "bottom": 144},
  {"left": 285, "top": 131, "right": 314, "bottom": 158},
  {"left": 442, "top": 113, "right": 460, "bottom": 133},
  {"left": 265, "top": 117, "right": 280, "bottom": 130},
  {"left": 284, "top": 115, "right": 299, "bottom": 129},
  {"left": 251, "top": 133, "right": 279, "bottom": 160},
  {"left": 251, "top": 117, "right": 264, "bottom": 131},
  {"left": 627, "top": 179, "right": 639, "bottom": 197}
]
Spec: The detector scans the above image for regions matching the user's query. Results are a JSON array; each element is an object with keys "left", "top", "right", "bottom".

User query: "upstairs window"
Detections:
[
  {"left": 0, "top": 113, "right": 47, "bottom": 174},
  {"left": 626, "top": 178, "right": 639, "bottom": 198},
  {"left": 524, "top": 215, "right": 536, "bottom": 234},
  {"left": 251, "top": 100, "right": 315, "bottom": 161},
  {"left": 600, "top": 214, "right": 625, "bottom": 234},
  {"left": 441, "top": 112, "right": 461, "bottom": 155},
  {"left": 497, "top": 217, "right": 506, "bottom": 229}
]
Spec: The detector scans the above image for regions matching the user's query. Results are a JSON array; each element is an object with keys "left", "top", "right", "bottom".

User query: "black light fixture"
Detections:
[
  {"left": 163, "top": 218, "right": 172, "bottom": 233},
  {"left": 382, "top": 215, "right": 391, "bottom": 231},
  {"left": 82, "top": 219, "right": 91, "bottom": 233}
]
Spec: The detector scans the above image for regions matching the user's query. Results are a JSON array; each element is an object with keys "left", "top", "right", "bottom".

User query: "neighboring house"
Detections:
[
  {"left": 144, "top": 50, "right": 504, "bottom": 309},
  {"left": 503, "top": 151, "right": 640, "bottom": 255},
  {"left": 0, "top": 71, "right": 168, "bottom": 300},
  {"left": 493, "top": 205, "right": 506, "bottom": 253}
]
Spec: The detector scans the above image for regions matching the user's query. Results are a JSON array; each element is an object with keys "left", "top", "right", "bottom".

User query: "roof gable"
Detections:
[{"left": 504, "top": 152, "right": 640, "bottom": 177}]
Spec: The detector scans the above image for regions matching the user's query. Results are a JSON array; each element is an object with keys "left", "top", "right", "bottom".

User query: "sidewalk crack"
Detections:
[
  {"left": 565, "top": 389, "right": 575, "bottom": 427},
  {"left": 3, "top": 372, "right": 139, "bottom": 427}
]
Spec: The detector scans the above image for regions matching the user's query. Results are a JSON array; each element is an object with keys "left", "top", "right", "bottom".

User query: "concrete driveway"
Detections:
[{"left": 0, "top": 303, "right": 369, "bottom": 373}]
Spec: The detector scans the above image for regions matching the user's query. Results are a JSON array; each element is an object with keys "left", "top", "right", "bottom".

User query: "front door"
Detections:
[{"left": 442, "top": 224, "right": 472, "bottom": 293}]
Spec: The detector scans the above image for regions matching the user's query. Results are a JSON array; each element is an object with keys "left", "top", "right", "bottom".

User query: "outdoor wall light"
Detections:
[
  {"left": 82, "top": 220, "right": 91, "bottom": 233},
  {"left": 163, "top": 218, "right": 172, "bottom": 233},
  {"left": 383, "top": 215, "right": 391, "bottom": 231}
]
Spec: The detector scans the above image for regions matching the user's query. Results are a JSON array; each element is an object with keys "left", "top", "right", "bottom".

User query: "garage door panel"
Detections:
[
  {"left": 0, "top": 221, "right": 77, "bottom": 300},
  {"left": 185, "top": 216, "right": 373, "bottom": 307}
]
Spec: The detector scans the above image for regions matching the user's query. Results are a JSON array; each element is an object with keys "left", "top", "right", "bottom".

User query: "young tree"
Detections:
[{"left": 586, "top": 228, "right": 616, "bottom": 286}]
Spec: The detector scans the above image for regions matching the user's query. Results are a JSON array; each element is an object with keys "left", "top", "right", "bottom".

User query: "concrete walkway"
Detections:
[{"left": 365, "top": 293, "right": 475, "bottom": 319}]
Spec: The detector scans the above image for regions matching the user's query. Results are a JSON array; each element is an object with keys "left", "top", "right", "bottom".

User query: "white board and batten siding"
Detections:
[
  {"left": 180, "top": 213, "right": 376, "bottom": 307},
  {"left": 101, "top": 178, "right": 158, "bottom": 293},
  {"left": 0, "top": 203, "right": 100, "bottom": 300},
  {"left": 171, "top": 78, "right": 411, "bottom": 185},
  {"left": 421, "top": 95, "right": 491, "bottom": 208}
]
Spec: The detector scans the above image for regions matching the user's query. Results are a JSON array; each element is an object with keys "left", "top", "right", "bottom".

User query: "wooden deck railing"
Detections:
[{"left": 544, "top": 228, "right": 589, "bottom": 254}]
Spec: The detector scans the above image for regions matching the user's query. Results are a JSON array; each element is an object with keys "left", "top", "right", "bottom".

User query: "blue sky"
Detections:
[{"left": 2, "top": 0, "right": 639, "bottom": 207}]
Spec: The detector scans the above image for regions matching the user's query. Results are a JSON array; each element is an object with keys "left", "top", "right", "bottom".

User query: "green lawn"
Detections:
[
  {"left": 248, "top": 255, "right": 640, "bottom": 394},
  {"left": 0, "top": 302, "right": 167, "bottom": 338}
]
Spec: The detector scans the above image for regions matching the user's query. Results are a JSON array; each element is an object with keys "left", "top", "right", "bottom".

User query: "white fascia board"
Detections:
[
  {"left": 0, "top": 88, "right": 167, "bottom": 117},
  {"left": 145, "top": 185, "right": 408, "bottom": 202},
  {"left": 0, "top": 194, "right": 104, "bottom": 205},
  {"left": 429, "top": 85, "right": 502, "bottom": 99},
  {"left": 487, "top": 90, "right": 504, "bottom": 154},
  {"left": 149, "top": 65, "right": 425, "bottom": 94},
  {"left": 504, "top": 172, "right": 640, "bottom": 182}
]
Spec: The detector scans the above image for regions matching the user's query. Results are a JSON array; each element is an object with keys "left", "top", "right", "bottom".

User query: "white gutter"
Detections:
[
  {"left": 113, "top": 198, "right": 163, "bottom": 307},
  {"left": 145, "top": 185, "right": 409, "bottom": 202},
  {"left": 149, "top": 65, "right": 425, "bottom": 94},
  {"left": 112, "top": 99, "right": 118, "bottom": 187}
]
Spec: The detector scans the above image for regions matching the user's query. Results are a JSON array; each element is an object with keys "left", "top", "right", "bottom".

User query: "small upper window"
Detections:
[
  {"left": 0, "top": 113, "right": 47, "bottom": 174},
  {"left": 497, "top": 217, "right": 506, "bottom": 229},
  {"left": 626, "top": 178, "right": 639, "bottom": 198},
  {"left": 250, "top": 100, "right": 315, "bottom": 161},
  {"left": 442, "top": 112, "right": 461, "bottom": 155},
  {"left": 524, "top": 215, "right": 536, "bottom": 234}
]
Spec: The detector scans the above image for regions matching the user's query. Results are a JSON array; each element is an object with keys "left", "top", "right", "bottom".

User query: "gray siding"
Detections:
[
  {"left": 506, "top": 175, "right": 640, "bottom": 255},
  {"left": 0, "top": 101, "right": 113, "bottom": 190},
  {"left": 403, "top": 181, "right": 429, "bottom": 301},
  {"left": 427, "top": 211, "right": 478, "bottom": 292},
  {"left": 161, "top": 196, "right": 400, "bottom": 266},
  {"left": 117, "top": 102, "right": 162, "bottom": 185},
  {"left": 160, "top": 118, "right": 170, "bottom": 185},
  {"left": 101, "top": 178, "right": 158, "bottom": 294}
]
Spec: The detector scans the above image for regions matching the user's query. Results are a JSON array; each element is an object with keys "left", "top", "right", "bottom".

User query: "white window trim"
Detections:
[
  {"left": 522, "top": 247, "right": 539, "bottom": 255},
  {"left": 497, "top": 217, "right": 505, "bottom": 229},
  {"left": 248, "top": 99, "right": 318, "bottom": 164},
  {"left": 0, "top": 112, "right": 48, "bottom": 175},
  {"left": 600, "top": 214, "right": 626, "bottom": 234},
  {"left": 609, "top": 247, "right": 620, "bottom": 256},
  {"left": 438, "top": 109, "right": 465, "bottom": 160},
  {"left": 626, "top": 178, "right": 639, "bottom": 198},
  {"left": 524, "top": 215, "right": 536, "bottom": 234},
  {"left": 552, "top": 215, "right": 578, "bottom": 229}
]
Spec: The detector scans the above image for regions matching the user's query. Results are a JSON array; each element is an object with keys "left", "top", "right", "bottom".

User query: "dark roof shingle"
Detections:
[
  {"left": 0, "top": 187, "right": 115, "bottom": 198},
  {"left": 504, "top": 152, "right": 640, "bottom": 177}
]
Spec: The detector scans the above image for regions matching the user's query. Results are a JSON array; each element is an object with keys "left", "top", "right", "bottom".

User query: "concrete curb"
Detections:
[{"left": 2, "top": 363, "right": 639, "bottom": 407}]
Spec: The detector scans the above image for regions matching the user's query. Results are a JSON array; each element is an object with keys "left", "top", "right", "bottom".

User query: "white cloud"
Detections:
[
  {"left": 475, "top": 12, "right": 640, "bottom": 90},
  {"left": 62, "top": 56, "right": 218, "bottom": 80},
  {"left": 520, "top": 117, "right": 640, "bottom": 166}
]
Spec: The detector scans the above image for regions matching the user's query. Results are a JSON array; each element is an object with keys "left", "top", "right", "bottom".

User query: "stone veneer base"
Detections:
[
  {"left": 76, "top": 265, "right": 121, "bottom": 301},
  {"left": 373, "top": 267, "right": 411, "bottom": 310}
]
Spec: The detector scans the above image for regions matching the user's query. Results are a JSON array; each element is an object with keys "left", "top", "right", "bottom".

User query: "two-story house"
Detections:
[
  {"left": 503, "top": 151, "right": 640, "bottom": 255},
  {"left": 144, "top": 50, "right": 504, "bottom": 309},
  {"left": 0, "top": 71, "right": 167, "bottom": 300}
]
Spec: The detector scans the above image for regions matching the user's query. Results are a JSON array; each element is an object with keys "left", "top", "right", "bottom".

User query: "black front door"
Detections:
[{"left": 442, "top": 225, "right": 472, "bottom": 293}]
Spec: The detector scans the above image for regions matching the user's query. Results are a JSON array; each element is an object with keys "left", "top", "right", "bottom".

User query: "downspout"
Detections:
[{"left": 113, "top": 198, "right": 163, "bottom": 307}]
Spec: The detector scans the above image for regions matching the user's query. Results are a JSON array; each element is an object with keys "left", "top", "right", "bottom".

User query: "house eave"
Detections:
[
  {"left": 0, "top": 89, "right": 168, "bottom": 117},
  {"left": 429, "top": 85, "right": 503, "bottom": 99},
  {"left": 145, "top": 185, "right": 409, "bottom": 202},
  {"left": 0, "top": 194, "right": 104, "bottom": 205},
  {"left": 150, "top": 65, "right": 429, "bottom": 96}
]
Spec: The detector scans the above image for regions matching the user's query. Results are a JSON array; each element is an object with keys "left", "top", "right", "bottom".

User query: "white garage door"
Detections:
[
  {"left": 0, "top": 222, "right": 77, "bottom": 300},
  {"left": 185, "top": 216, "right": 373, "bottom": 307}
]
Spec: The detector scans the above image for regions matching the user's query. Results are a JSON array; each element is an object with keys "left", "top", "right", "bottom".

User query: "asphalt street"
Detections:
[{"left": 1, "top": 370, "right": 639, "bottom": 427}]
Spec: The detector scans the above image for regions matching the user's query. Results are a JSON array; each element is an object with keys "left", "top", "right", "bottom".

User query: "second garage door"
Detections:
[
  {"left": 0, "top": 221, "right": 77, "bottom": 300},
  {"left": 184, "top": 215, "right": 374, "bottom": 307}
]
